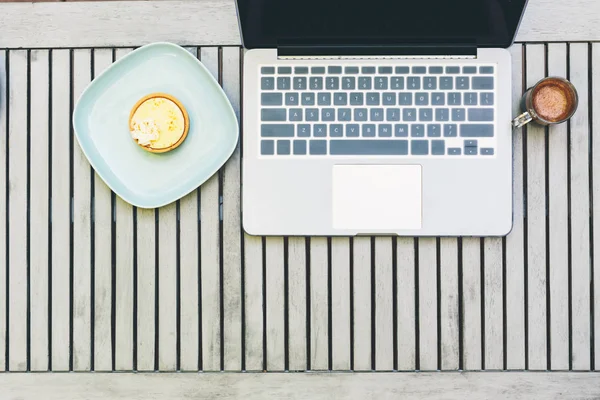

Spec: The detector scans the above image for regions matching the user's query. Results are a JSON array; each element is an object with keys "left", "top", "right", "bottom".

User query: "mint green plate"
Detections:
[{"left": 73, "top": 42, "right": 239, "bottom": 208}]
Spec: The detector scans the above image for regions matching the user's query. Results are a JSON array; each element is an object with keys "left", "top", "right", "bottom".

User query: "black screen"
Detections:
[{"left": 235, "top": 0, "right": 528, "bottom": 49}]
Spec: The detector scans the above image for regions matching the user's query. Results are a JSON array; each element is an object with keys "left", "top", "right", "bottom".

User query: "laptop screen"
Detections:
[{"left": 235, "top": 0, "right": 528, "bottom": 50}]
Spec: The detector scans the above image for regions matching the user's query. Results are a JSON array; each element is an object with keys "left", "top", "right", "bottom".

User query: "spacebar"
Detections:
[{"left": 330, "top": 140, "right": 409, "bottom": 155}]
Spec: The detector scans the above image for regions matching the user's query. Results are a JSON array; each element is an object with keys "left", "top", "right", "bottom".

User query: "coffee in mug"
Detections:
[{"left": 512, "top": 77, "right": 578, "bottom": 128}]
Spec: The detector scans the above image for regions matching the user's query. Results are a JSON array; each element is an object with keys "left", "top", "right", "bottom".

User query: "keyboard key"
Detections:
[
  {"left": 411, "top": 140, "right": 429, "bottom": 155},
  {"left": 448, "top": 148, "right": 461, "bottom": 155},
  {"left": 415, "top": 93, "right": 429, "bottom": 105},
  {"left": 379, "top": 124, "right": 393, "bottom": 137},
  {"left": 261, "top": 93, "right": 282, "bottom": 106},
  {"left": 354, "top": 108, "right": 368, "bottom": 121},
  {"left": 334, "top": 92, "right": 348, "bottom": 105},
  {"left": 318, "top": 92, "right": 331, "bottom": 105},
  {"left": 379, "top": 67, "right": 393, "bottom": 74},
  {"left": 462, "top": 66, "right": 477, "bottom": 74},
  {"left": 295, "top": 67, "right": 308, "bottom": 74},
  {"left": 395, "top": 124, "right": 409, "bottom": 137},
  {"left": 330, "top": 140, "right": 408, "bottom": 155},
  {"left": 293, "top": 77, "right": 307, "bottom": 90},
  {"left": 423, "top": 77, "right": 437, "bottom": 90},
  {"left": 367, "top": 93, "right": 380, "bottom": 105},
  {"left": 345, "top": 66, "right": 359, "bottom": 74},
  {"left": 261, "top": 140, "right": 274, "bottom": 155},
  {"left": 419, "top": 108, "right": 433, "bottom": 121},
  {"left": 362, "top": 66, "right": 376, "bottom": 74},
  {"left": 432, "top": 140, "right": 445, "bottom": 155},
  {"left": 326, "top": 77, "right": 339, "bottom": 90},
  {"left": 328, "top": 66, "right": 342, "bottom": 74},
  {"left": 370, "top": 108, "right": 384, "bottom": 121},
  {"left": 480, "top": 92, "right": 494, "bottom": 106},
  {"left": 362, "top": 124, "right": 376, "bottom": 137},
  {"left": 429, "top": 66, "right": 443, "bottom": 74},
  {"left": 297, "top": 124, "right": 311, "bottom": 137},
  {"left": 293, "top": 140, "right": 307, "bottom": 155},
  {"left": 395, "top": 66, "right": 410, "bottom": 74},
  {"left": 359, "top": 77, "right": 372, "bottom": 89},
  {"left": 472, "top": 77, "right": 494, "bottom": 90},
  {"left": 310, "top": 140, "right": 327, "bottom": 155},
  {"left": 464, "top": 140, "right": 478, "bottom": 147},
  {"left": 311, "top": 67, "right": 325, "bottom": 74},
  {"left": 403, "top": 108, "right": 417, "bottom": 121},
  {"left": 277, "top": 77, "right": 291, "bottom": 90},
  {"left": 399, "top": 93, "right": 413, "bottom": 105},
  {"left": 479, "top": 66, "right": 494, "bottom": 74},
  {"left": 446, "top": 66, "right": 460, "bottom": 74},
  {"left": 440, "top": 77, "right": 453, "bottom": 90},
  {"left": 342, "top": 77, "right": 356, "bottom": 90},
  {"left": 452, "top": 109, "right": 466, "bottom": 121},
  {"left": 448, "top": 92, "right": 461, "bottom": 105},
  {"left": 261, "top": 109, "right": 286, "bottom": 121},
  {"left": 444, "top": 124, "right": 458, "bottom": 137},
  {"left": 314, "top": 124, "right": 327, "bottom": 137},
  {"left": 350, "top": 92, "right": 364, "bottom": 105},
  {"left": 386, "top": 108, "right": 400, "bottom": 121},
  {"left": 301, "top": 92, "right": 315, "bottom": 106},
  {"left": 261, "top": 77, "right": 275, "bottom": 90},
  {"left": 460, "top": 124, "right": 494, "bottom": 137},
  {"left": 277, "top": 140, "right": 291, "bottom": 155},
  {"left": 330, "top": 124, "right": 343, "bottom": 137},
  {"left": 436, "top": 108, "right": 450, "bottom": 121},
  {"left": 310, "top": 77, "right": 323, "bottom": 90},
  {"left": 321, "top": 108, "right": 335, "bottom": 121},
  {"left": 456, "top": 77, "right": 469, "bottom": 90},
  {"left": 346, "top": 124, "right": 360, "bottom": 137},
  {"left": 391, "top": 77, "right": 405, "bottom": 90},
  {"left": 261, "top": 67, "right": 275, "bottom": 74},
  {"left": 412, "top": 66, "right": 426, "bottom": 74},
  {"left": 306, "top": 109, "right": 319, "bottom": 121},
  {"left": 411, "top": 124, "right": 425, "bottom": 137},
  {"left": 428, "top": 124, "right": 441, "bottom": 137},
  {"left": 285, "top": 92, "right": 299, "bottom": 106},
  {"left": 261, "top": 124, "right": 294, "bottom": 137},
  {"left": 465, "top": 147, "right": 478, "bottom": 155},
  {"left": 432, "top": 93, "right": 445, "bottom": 106},
  {"left": 464, "top": 92, "right": 478, "bottom": 106},
  {"left": 407, "top": 77, "right": 420, "bottom": 89},
  {"left": 338, "top": 108, "right": 352, "bottom": 121},
  {"left": 375, "top": 77, "right": 388, "bottom": 90},
  {"left": 289, "top": 108, "right": 303, "bottom": 121},
  {"left": 481, "top": 148, "right": 495, "bottom": 155},
  {"left": 468, "top": 109, "right": 494, "bottom": 121},
  {"left": 278, "top": 67, "right": 292, "bottom": 74},
  {"left": 383, "top": 93, "right": 396, "bottom": 105}
]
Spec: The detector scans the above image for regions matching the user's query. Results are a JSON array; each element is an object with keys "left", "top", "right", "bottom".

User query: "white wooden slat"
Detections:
[
  {"left": 136, "top": 208, "right": 156, "bottom": 371},
  {"left": 547, "top": 43, "right": 569, "bottom": 371},
  {"left": 331, "top": 237, "right": 350, "bottom": 370},
  {"left": 505, "top": 44, "right": 526, "bottom": 370},
  {"left": 418, "top": 238, "right": 437, "bottom": 371},
  {"left": 462, "top": 238, "right": 481, "bottom": 370},
  {"left": 243, "top": 234, "right": 263, "bottom": 371},
  {"left": 593, "top": 43, "right": 600, "bottom": 371},
  {"left": 524, "top": 44, "right": 547, "bottom": 371},
  {"left": 4, "top": 371, "right": 600, "bottom": 399},
  {"left": 29, "top": 49, "right": 50, "bottom": 372},
  {"left": 199, "top": 46, "right": 221, "bottom": 371},
  {"left": 396, "top": 238, "right": 416, "bottom": 371},
  {"left": 310, "top": 237, "right": 329, "bottom": 370},
  {"left": 265, "top": 237, "right": 285, "bottom": 371},
  {"left": 158, "top": 203, "right": 177, "bottom": 371},
  {"left": 439, "top": 238, "right": 459, "bottom": 370},
  {"left": 7, "top": 49, "right": 28, "bottom": 371},
  {"left": 221, "top": 46, "right": 242, "bottom": 371},
  {"left": 287, "top": 237, "right": 307, "bottom": 371},
  {"left": 0, "top": 49, "right": 6, "bottom": 372},
  {"left": 483, "top": 238, "right": 503, "bottom": 370},
  {"left": 352, "top": 237, "right": 371, "bottom": 371},
  {"left": 50, "top": 49, "right": 71, "bottom": 372},
  {"left": 375, "top": 238, "right": 393, "bottom": 371},
  {"left": 568, "top": 43, "right": 591, "bottom": 371},
  {"left": 91, "top": 48, "right": 114, "bottom": 372}
]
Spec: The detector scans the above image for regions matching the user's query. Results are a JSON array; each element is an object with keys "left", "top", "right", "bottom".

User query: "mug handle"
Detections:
[{"left": 512, "top": 111, "right": 533, "bottom": 128}]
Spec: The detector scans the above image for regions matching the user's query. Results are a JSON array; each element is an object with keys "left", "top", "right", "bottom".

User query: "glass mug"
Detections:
[{"left": 512, "top": 77, "right": 578, "bottom": 128}]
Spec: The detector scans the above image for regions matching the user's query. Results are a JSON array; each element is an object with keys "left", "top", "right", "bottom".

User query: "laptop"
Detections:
[{"left": 237, "top": 0, "right": 528, "bottom": 236}]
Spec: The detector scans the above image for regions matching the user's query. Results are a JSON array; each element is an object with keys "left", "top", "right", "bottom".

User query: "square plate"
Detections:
[{"left": 73, "top": 42, "right": 238, "bottom": 208}]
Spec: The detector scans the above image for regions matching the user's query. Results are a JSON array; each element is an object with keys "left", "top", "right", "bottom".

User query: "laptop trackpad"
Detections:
[{"left": 332, "top": 165, "right": 422, "bottom": 230}]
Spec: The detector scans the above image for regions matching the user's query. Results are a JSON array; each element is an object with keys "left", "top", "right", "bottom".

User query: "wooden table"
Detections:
[{"left": 0, "top": 0, "right": 599, "bottom": 398}]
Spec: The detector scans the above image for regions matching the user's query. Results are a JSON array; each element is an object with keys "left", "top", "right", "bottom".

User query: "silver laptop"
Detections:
[{"left": 237, "top": 0, "right": 528, "bottom": 236}]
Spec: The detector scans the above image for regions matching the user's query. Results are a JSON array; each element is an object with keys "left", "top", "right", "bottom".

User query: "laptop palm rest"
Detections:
[{"left": 332, "top": 165, "right": 422, "bottom": 231}]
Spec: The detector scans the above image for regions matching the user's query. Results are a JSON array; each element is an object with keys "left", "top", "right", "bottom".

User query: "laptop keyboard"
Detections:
[{"left": 259, "top": 65, "right": 496, "bottom": 157}]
